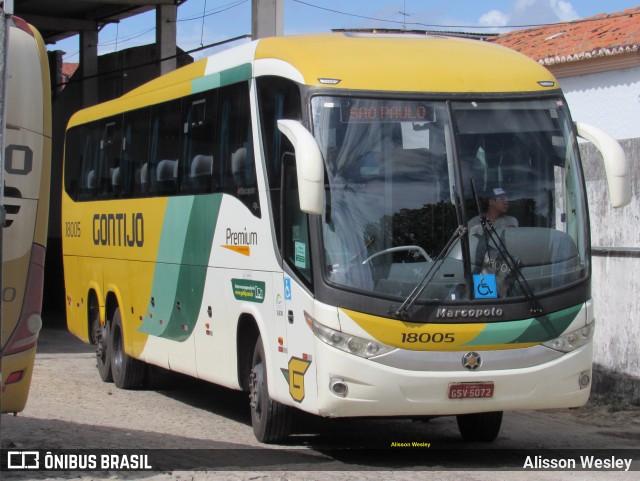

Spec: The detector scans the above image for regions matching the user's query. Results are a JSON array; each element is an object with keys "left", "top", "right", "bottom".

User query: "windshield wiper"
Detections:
[
  {"left": 470, "top": 180, "right": 543, "bottom": 315},
  {"left": 392, "top": 224, "right": 467, "bottom": 321}
]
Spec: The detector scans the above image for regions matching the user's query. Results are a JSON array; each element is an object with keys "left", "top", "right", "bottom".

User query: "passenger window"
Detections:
[
  {"left": 180, "top": 92, "right": 216, "bottom": 194},
  {"left": 122, "top": 108, "right": 150, "bottom": 197},
  {"left": 149, "top": 99, "right": 181, "bottom": 196},
  {"left": 216, "top": 83, "right": 259, "bottom": 216},
  {"left": 256, "top": 76, "right": 303, "bottom": 242},
  {"left": 63, "top": 127, "right": 82, "bottom": 200},
  {"left": 78, "top": 122, "right": 102, "bottom": 200},
  {"left": 98, "top": 117, "right": 122, "bottom": 199}
]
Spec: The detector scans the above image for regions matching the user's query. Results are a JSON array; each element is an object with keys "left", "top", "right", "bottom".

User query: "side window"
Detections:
[
  {"left": 149, "top": 99, "right": 181, "bottom": 196},
  {"left": 282, "top": 152, "right": 312, "bottom": 286},
  {"left": 63, "top": 126, "right": 82, "bottom": 200},
  {"left": 216, "top": 82, "right": 259, "bottom": 216},
  {"left": 78, "top": 121, "right": 102, "bottom": 201},
  {"left": 122, "top": 108, "right": 150, "bottom": 197},
  {"left": 98, "top": 117, "right": 122, "bottom": 199},
  {"left": 180, "top": 91, "right": 216, "bottom": 194},
  {"left": 256, "top": 76, "right": 302, "bottom": 246}
]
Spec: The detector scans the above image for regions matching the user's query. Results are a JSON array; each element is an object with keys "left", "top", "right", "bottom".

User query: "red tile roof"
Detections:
[
  {"left": 62, "top": 62, "right": 79, "bottom": 78},
  {"left": 490, "top": 7, "right": 640, "bottom": 66}
]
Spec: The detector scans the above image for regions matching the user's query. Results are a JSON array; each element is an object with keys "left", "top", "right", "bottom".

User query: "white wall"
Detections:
[
  {"left": 557, "top": 66, "right": 640, "bottom": 394},
  {"left": 580, "top": 139, "right": 640, "bottom": 390},
  {"left": 559, "top": 66, "right": 640, "bottom": 141}
]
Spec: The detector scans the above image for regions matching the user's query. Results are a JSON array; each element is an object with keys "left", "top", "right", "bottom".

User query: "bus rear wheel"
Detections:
[
  {"left": 90, "top": 296, "right": 112, "bottom": 383},
  {"left": 456, "top": 411, "right": 503, "bottom": 442},
  {"left": 249, "top": 336, "right": 292, "bottom": 443},
  {"left": 110, "top": 307, "right": 145, "bottom": 389}
]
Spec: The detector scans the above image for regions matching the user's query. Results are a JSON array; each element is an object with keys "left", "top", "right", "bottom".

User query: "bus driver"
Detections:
[{"left": 468, "top": 186, "right": 518, "bottom": 235}]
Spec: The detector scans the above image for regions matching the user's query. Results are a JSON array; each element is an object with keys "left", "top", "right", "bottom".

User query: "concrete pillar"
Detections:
[
  {"left": 80, "top": 29, "right": 98, "bottom": 107},
  {"left": 156, "top": 4, "right": 177, "bottom": 75},
  {"left": 252, "top": 0, "right": 284, "bottom": 40}
]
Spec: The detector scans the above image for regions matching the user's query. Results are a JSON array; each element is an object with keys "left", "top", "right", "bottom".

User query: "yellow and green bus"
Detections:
[
  {"left": 62, "top": 33, "right": 630, "bottom": 442},
  {"left": 1, "top": 17, "right": 51, "bottom": 414}
]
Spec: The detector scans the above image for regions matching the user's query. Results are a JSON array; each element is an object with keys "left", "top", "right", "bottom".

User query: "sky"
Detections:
[{"left": 48, "top": 0, "right": 640, "bottom": 63}]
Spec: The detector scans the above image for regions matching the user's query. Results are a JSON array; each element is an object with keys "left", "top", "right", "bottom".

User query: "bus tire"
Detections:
[
  {"left": 94, "top": 317, "right": 112, "bottom": 383},
  {"left": 110, "top": 307, "right": 145, "bottom": 389},
  {"left": 249, "top": 336, "right": 292, "bottom": 443},
  {"left": 456, "top": 411, "right": 503, "bottom": 442},
  {"left": 145, "top": 364, "right": 176, "bottom": 390},
  {"left": 90, "top": 295, "right": 112, "bottom": 383}
]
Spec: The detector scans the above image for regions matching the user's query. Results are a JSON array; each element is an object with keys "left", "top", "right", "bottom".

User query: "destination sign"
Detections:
[{"left": 341, "top": 102, "right": 435, "bottom": 123}]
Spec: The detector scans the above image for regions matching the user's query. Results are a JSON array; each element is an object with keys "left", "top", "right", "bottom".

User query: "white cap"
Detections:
[{"left": 492, "top": 187, "right": 507, "bottom": 197}]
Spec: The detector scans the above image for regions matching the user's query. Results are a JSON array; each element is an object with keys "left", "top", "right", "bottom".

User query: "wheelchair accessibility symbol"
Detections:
[
  {"left": 473, "top": 274, "right": 497, "bottom": 299},
  {"left": 284, "top": 277, "right": 292, "bottom": 300}
]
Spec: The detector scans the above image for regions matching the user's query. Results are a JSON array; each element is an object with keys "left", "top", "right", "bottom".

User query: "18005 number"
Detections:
[
  {"left": 400, "top": 332, "right": 455, "bottom": 343},
  {"left": 65, "top": 221, "right": 81, "bottom": 238}
]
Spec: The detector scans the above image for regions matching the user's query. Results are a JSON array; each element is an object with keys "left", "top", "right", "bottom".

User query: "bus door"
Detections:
[{"left": 277, "top": 152, "right": 317, "bottom": 407}]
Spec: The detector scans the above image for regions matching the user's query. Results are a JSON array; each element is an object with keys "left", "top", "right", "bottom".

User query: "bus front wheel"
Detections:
[
  {"left": 456, "top": 411, "right": 503, "bottom": 442},
  {"left": 249, "top": 336, "right": 292, "bottom": 443},
  {"left": 110, "top": 308, "right": 146, "bottom": 389}
]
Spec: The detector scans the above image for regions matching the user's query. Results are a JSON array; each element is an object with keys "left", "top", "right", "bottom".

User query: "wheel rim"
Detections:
[
  {"left": 95, "top": 323, "right": 108, "bottom": 365},
  {"left": 250, "top": 359, "right": 265, "bottom": 423},
  {"left": 112, "top": 325, "right": 123, "bottom": 378}
]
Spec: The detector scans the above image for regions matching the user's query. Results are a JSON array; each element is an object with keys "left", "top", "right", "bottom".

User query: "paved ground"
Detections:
[{"left": 1, "top": 317, "right": 639, "bottom": 480}]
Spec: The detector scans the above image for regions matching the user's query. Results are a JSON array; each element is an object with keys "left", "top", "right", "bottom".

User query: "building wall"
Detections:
[
  {"left": 580, "top": 139, "right": 640, "bottom": 402},
  {"left": 559, "top": 66, "right": 640, "bottom": 140},
  {"left": 554, "top": 65, "right": 640, "bottom": 400}
]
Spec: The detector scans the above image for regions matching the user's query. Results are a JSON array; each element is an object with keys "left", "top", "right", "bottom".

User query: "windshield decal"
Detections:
[{"left": 473, "top": 274, "right": 498, "bottom": 299}]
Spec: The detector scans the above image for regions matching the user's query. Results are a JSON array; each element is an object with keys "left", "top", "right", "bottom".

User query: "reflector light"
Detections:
[
  {"left": 12, "top": 17, "right": 34, "bottom": 37},
  {"left": 5, "top": 370, "right": 24, "bottom": 385},
  {"left": 27, "top": 314, "right": 42, "bottom": 335},
  {"left": 318, "top": 78, "right": 341, "bottom": 85}
]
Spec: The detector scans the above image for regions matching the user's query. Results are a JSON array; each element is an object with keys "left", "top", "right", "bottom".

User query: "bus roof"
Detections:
[
  {"left": 254, "top": 33, "right": 557, "bottom": 93},
  {"left": 68, "top": 33, "right": 558, "bottom": 128}
]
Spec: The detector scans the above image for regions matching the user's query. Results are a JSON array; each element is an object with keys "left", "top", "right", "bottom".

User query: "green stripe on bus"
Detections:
[
  {"left": 139, "top": 194, "right": 222, "bottom": 340},
  {"left": 512, "top": 304, "right": 582, "bottom": 344},
  {"left": 192, "top": 63, "right": 252, "bottom": 94},
  {"left": 139, "top": 197, "right": 194, "bottom": 337},
  {"left": 462, "top": 304, "right": 582, "bottom": 347}
]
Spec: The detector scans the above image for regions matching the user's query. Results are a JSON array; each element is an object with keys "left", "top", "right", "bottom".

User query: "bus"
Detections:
[
  {"left": 62, "top": 33, "right": 631, "bottom": 442},
  {"left": 1, "top": 17, "right": 51, "bottom": 414}
]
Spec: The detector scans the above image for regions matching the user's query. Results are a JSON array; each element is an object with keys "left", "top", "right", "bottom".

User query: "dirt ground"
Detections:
[{"left": 2, "top": 324, "right": 639, "bottom": 480}]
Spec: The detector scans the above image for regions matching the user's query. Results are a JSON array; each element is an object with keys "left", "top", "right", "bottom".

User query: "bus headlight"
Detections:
[
  {"left": 543, "top": 322, "right": 595, "bottom": 353},
  {"left": 304, "top": 311, "right": 395, "bottom": 359}
]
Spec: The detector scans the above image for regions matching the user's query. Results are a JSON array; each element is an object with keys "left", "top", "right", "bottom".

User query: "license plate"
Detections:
[{"left": 448, "top": 382, "right": 494, "bottom": 399}]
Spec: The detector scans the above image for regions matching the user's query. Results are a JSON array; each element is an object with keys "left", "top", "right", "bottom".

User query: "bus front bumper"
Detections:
[{"left": 313, "top": 339, "right": 592, "bottom": 418}]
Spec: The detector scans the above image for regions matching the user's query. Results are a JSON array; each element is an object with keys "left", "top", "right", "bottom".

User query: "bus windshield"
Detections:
[{"left": 312, "top": 96, "right": 588, "bottom": 303}]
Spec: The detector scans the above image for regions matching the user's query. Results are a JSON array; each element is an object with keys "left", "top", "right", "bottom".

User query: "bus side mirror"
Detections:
[
  {"left": 574, "top": 121, "right": 632, "bottom": 208},
  {"left": 277, "top": 120, "right": 325, "bottom": 215}
]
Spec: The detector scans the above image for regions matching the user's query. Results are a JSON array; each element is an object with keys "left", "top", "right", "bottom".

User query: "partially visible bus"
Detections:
[
  {"left": 1, "top": 17, "right": 51, "bottom": 414},
  {"left": 62, "top": 33, "right": 630, "bottom": 442}
]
